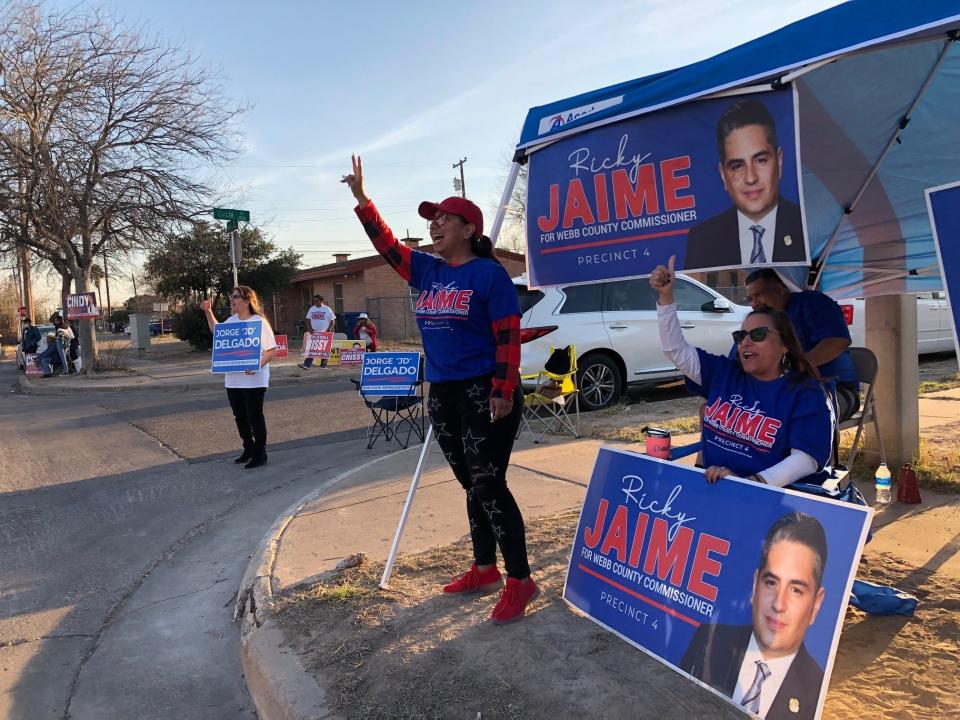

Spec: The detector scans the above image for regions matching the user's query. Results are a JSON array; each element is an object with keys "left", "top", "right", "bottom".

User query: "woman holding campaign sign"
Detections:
[
  {"left": 201, "top": 286, "right": 277, "bottom": 470},
  {"left": 650, "top": 256, "right": 833, "bottom": 487},
  {"left": 342, "top": 154, "right": 539, "bottom": 624}
]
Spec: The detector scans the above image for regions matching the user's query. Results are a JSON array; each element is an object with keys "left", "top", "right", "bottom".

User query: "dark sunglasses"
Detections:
[
  {"left": 230, "top": 293, "right": 243, "bottom": 300},
  {"left": 732, "top": 327, "right": 780, "bottom": 344}
]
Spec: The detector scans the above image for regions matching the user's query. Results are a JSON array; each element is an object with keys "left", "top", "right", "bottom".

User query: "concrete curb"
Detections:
[{"left": 235, "top": 445, "right": 421, "bottom": 720}]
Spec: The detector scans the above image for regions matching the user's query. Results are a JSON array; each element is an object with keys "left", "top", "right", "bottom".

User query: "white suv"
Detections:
[{"left": 516, "top": 274, "right": 751, "bottom": 411}]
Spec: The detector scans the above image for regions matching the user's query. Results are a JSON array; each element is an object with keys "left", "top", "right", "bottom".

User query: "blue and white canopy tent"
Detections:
[{"left": 489, "top": 0, "right": 960, "bottom": 300}]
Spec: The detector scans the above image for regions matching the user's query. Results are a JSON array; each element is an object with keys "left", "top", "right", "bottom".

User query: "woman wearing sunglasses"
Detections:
[
  {"left": 341, "top": 155, "right": 538, "bottom": 625},
  {"left": 650, "top": 256, "right": 833, "bottom": 486},
  {"left": 201, "top": 285, "right": 278, "bottom": 469}
]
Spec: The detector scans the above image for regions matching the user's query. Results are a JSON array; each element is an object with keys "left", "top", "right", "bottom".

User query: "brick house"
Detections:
[{"left": 276, "top": 238, "right": 526, "bottom": 341}]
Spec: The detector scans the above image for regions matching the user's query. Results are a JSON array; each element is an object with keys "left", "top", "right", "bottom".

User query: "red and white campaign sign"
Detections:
[
  {"left": 304, "top": 331, "right": 334, "bottom": 358},
  {"left": 66, "top": 292, "right": 98, "bottom": 319},
  {"left": 274, "top": 334, "right": 288, "bottom": 359}
]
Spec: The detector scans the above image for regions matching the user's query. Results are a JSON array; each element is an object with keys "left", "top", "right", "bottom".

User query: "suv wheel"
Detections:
[{"left": 577, "top": 354, "right": 624, "bottom": 411}]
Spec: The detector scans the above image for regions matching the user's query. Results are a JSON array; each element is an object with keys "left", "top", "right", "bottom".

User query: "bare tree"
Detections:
[
  {"left": 491, "top": 151, "right": 528, "bottom": 255},
  {"left": 0, "top": 2, "right": 243, "bottom": 372}
]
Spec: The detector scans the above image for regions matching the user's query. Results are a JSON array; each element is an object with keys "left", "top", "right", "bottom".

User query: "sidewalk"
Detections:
[{"left": 237, "top": 390, "right": 960, "bottom": 720}]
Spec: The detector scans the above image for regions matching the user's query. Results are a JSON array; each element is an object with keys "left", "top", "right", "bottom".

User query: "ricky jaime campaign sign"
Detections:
[
  {"left": 211, "top": 321, "right": 262, "bottom": 373},
  {"left": 360, "top": 352, "right": 420, "bottom": 395},
  {"left": 564, "top": 449, "right": 870, "bottom": 720},
  {"left": 526, "top": 86, "right": 808, "bottom": 287},
  {"left": 926, "top": 180, "right": 960, "bottom": 360}
]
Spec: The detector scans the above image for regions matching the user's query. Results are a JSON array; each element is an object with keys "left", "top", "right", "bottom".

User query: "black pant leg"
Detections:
[
  {"left": 430, "top": 378, "right": 530, "bottom": 578},
  {"left": 226, "top": 388, "right": 254, "bottom": 451},
  {"left": 245, "top": 388, "right": 267, "bottom": 453}
]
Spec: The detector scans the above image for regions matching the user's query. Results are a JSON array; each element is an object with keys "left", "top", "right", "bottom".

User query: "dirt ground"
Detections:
[
  {"left": 276, "top": 510, "right": 959, "bottom": 720},
  {"left": 272, "top": 354, "right": 960, "bottom": 719}
]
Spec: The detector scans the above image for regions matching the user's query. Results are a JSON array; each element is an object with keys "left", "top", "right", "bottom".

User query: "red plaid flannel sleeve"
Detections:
[
  {"left": 491, "top": 314, "right": 521, "bottom": 399},
  {"left": 355, "top": 201, "right": 412, "bottom": 282}
]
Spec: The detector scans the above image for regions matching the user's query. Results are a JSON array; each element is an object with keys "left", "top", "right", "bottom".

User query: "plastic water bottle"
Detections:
[{"left": 875, "top": 463, "right": 892, "bottom": 505}]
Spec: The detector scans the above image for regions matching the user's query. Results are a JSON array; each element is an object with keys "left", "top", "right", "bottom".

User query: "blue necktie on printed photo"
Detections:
[
  {"left": 741, "top": 660, "right": 771, "bottom": 714},
  {"left": 750, "top": 225, "right": 767, "bottom": 264}
]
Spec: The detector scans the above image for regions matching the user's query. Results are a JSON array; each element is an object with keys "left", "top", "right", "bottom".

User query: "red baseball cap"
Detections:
[{"left": 418, "top": 196, "right": 483, "bottom": 237}]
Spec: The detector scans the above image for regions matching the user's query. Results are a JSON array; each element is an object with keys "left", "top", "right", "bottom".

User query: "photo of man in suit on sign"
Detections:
[
  {"left": 680, "top": 512, "right": 827, "bottom": 719},
  {"left": 684, "top": 99, "right": 805, "bottom": 270}
]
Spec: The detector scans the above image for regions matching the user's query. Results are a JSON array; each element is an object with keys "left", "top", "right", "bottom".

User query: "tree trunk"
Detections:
[{"left": 74, "top": 272, "right": 97, "bottom": 375}]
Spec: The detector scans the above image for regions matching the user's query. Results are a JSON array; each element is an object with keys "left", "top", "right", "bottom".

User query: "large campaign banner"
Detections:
[
  {"left": 65, "top": 292, "right": 99, "bottom": 320},
  {"left": 210, "top": 321, "right": 263, "bottom": 373},
  {"left": 359, "top": 352, "right": 420, "bottom": 395},
  {"left": 526, "top": 86, "right": 808, "bottom": 287},
  {"left": 565, "top": 448, "right": 871, "bottom": 720},
  {"left": 925, "top": 180, "right": 960, "bottom": 360}
]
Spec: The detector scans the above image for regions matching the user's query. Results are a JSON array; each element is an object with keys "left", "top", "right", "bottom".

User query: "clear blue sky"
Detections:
[{"left": 46, "top": 0, "right": 843, "bottom": 298}]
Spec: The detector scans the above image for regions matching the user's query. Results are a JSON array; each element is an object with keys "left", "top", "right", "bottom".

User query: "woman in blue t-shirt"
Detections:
[
  {"left": 342, "top": 155, "right": 539, "bottom": 624},
  {"left": 651, "top": 257, "right": 833, "bottom": 487}
]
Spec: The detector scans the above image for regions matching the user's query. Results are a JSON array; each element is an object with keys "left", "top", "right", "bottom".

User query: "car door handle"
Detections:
[
  {"left": 680, "top": 323, "right": 696, "bottom": 329},
  {"left": 609, "top": 324, "right": 628, "bottom": 330}
]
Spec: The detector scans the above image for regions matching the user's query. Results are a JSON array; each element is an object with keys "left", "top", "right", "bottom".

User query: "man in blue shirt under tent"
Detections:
[{"left": 741, "top": 269, "right": 859, "bottom": 423}]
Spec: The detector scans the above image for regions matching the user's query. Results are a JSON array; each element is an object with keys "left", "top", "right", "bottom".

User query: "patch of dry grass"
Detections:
[
  {"left": 918, "top": 373, "right": 960, "bottom": 394},
  {"left": 94, "top": 338, "right": 132, "bottom": 372},
  {"left": 838, "top": 432, "right": 960, "bottom": 493}
]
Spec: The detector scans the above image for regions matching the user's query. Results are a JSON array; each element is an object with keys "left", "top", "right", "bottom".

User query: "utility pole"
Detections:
[
  {"left": 17, "top": 168, "right": 34, "bottom": 323},
  {"left": 452, "top": 157, "right": 467, "bottom": 198},
  {"left": 103, "top": 249, "right": 112, "bottom": 323}
]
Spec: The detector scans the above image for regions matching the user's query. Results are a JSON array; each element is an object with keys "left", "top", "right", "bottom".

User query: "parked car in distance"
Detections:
[
  {"left": 515, "top": 274, "right": 752, "bottom": 411},
  {"left": 149, "top": 318, "right": 174, "bottom": 335},
  {"left": 15, "top": 324, "right": 55, "bottom": 370},
  {"left": 839, "top": 292, "right": 955, "bottom": 354},
  {"left": 112, "top": 322, "right": 125, "bottom": 334}
]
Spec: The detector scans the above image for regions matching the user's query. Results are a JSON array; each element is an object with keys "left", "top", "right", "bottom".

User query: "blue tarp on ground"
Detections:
[{"left": 517, "top": 0, "right": 960, "bottom": 299}]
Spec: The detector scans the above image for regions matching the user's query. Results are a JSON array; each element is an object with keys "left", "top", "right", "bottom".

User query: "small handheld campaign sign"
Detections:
[
  {"left": 333, "top": 339, "right": 365, "bottom": 367},
  {"left": 211, "top": 321, "right": 262, "bottom": 373},
  {"left": 66, "top": 292, "right": 98, "bottom": 320},
  {"left": 274, "top": 334, "right": 289, "bottom": 359},
  {"left": 359, "top": 352, "right": 420, "bottom": 395},
  {"left": 564, "top": 448, "right": 871, "bottom": 720}
]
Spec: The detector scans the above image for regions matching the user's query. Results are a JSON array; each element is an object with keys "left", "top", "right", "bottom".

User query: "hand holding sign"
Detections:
[
  {"left": 649, "top": 255, "right": 676, "bottom": 305},
  {"left": 341, "top": 154, "right": 370, "bottom": 208}
]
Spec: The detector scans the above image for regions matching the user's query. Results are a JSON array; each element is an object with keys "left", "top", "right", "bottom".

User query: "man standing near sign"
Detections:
[
  {"left": 298, "top": 294, "right": 335, "bottom": 369},
  {"left": 684, "top": 99, "right": 805, "bottom": 270},
  {"left": 680, "top": 512, "right": 827, "bottom": 719}
]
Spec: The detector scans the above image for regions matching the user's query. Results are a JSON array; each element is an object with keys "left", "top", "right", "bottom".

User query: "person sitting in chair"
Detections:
[{"left": 651, "top": 256, "right": 833, "bottom": 486}]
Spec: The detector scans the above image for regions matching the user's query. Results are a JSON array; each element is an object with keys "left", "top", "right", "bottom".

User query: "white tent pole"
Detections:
[
  {"left": 489, "top": 160, "right": 523, "bottom": 248},
  {"left": 380, "top": 424, "right": 434, "bottom": 589},
  {"left": 812, "top": 37, "right": 953, "bottom": 289}
]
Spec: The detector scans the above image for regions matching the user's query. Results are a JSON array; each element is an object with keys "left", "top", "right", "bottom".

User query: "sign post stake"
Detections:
[{"left": 380, "top": 425, "right": 433, "bottom": 589}]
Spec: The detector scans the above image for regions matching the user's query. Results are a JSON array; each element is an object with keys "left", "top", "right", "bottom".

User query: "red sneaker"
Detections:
[
  {"left": 491, "top": 577, "right": 540, "bottom": 624},
  {"left": 442, "top": 563, "right": 503, "bottom": 595}
]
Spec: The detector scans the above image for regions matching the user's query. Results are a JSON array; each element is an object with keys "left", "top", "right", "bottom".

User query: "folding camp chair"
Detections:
[
  {"left": 839, "top": 347, "right": 888, "bottom": 468},
  {"left": 518, "top": 345, "right": 581, "bottom": 443},
  {"left": 350, "top": 357, "right": 425, "bottom": 449}
]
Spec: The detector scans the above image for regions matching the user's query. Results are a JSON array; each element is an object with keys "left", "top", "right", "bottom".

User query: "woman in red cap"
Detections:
[{"left": 342, "top": 154, "right": 538, "bottom": 624}]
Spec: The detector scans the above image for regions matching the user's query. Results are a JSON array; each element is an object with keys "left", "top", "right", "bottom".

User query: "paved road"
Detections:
[{"left": 0, "top": 358, "right": 395, "bottom": 719}]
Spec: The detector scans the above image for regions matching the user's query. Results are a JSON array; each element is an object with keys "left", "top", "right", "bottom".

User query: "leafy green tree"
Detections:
[{"left": 145, "top": 222, "right": 301, "bottom": 307}]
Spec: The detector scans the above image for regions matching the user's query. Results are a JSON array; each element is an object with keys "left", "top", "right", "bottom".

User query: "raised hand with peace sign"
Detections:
[{"left": 340, "top": 154, "right": 370, "bottom": 208}]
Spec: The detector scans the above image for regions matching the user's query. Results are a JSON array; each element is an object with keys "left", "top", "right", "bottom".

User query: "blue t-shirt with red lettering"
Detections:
[
  {"left": 694, "top": 348, "right": 833, "bottom": 478},
  {"left": 409, "top": 253, "right": 520, "bottom": 383}
]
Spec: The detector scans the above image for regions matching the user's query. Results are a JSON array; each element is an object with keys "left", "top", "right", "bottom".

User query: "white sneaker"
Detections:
[{"left": 297, "top": 363, "right": 309, "bottom": 370}]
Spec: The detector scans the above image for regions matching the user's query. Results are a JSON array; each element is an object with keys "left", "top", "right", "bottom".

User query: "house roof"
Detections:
[{"left": 292, "top": 245, "right": 526, "bottom": 283}]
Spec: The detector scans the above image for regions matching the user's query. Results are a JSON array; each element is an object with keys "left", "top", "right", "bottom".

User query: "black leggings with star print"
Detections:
[{"left": 427, "top": 375, "right": 529, "bottom": 579}]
